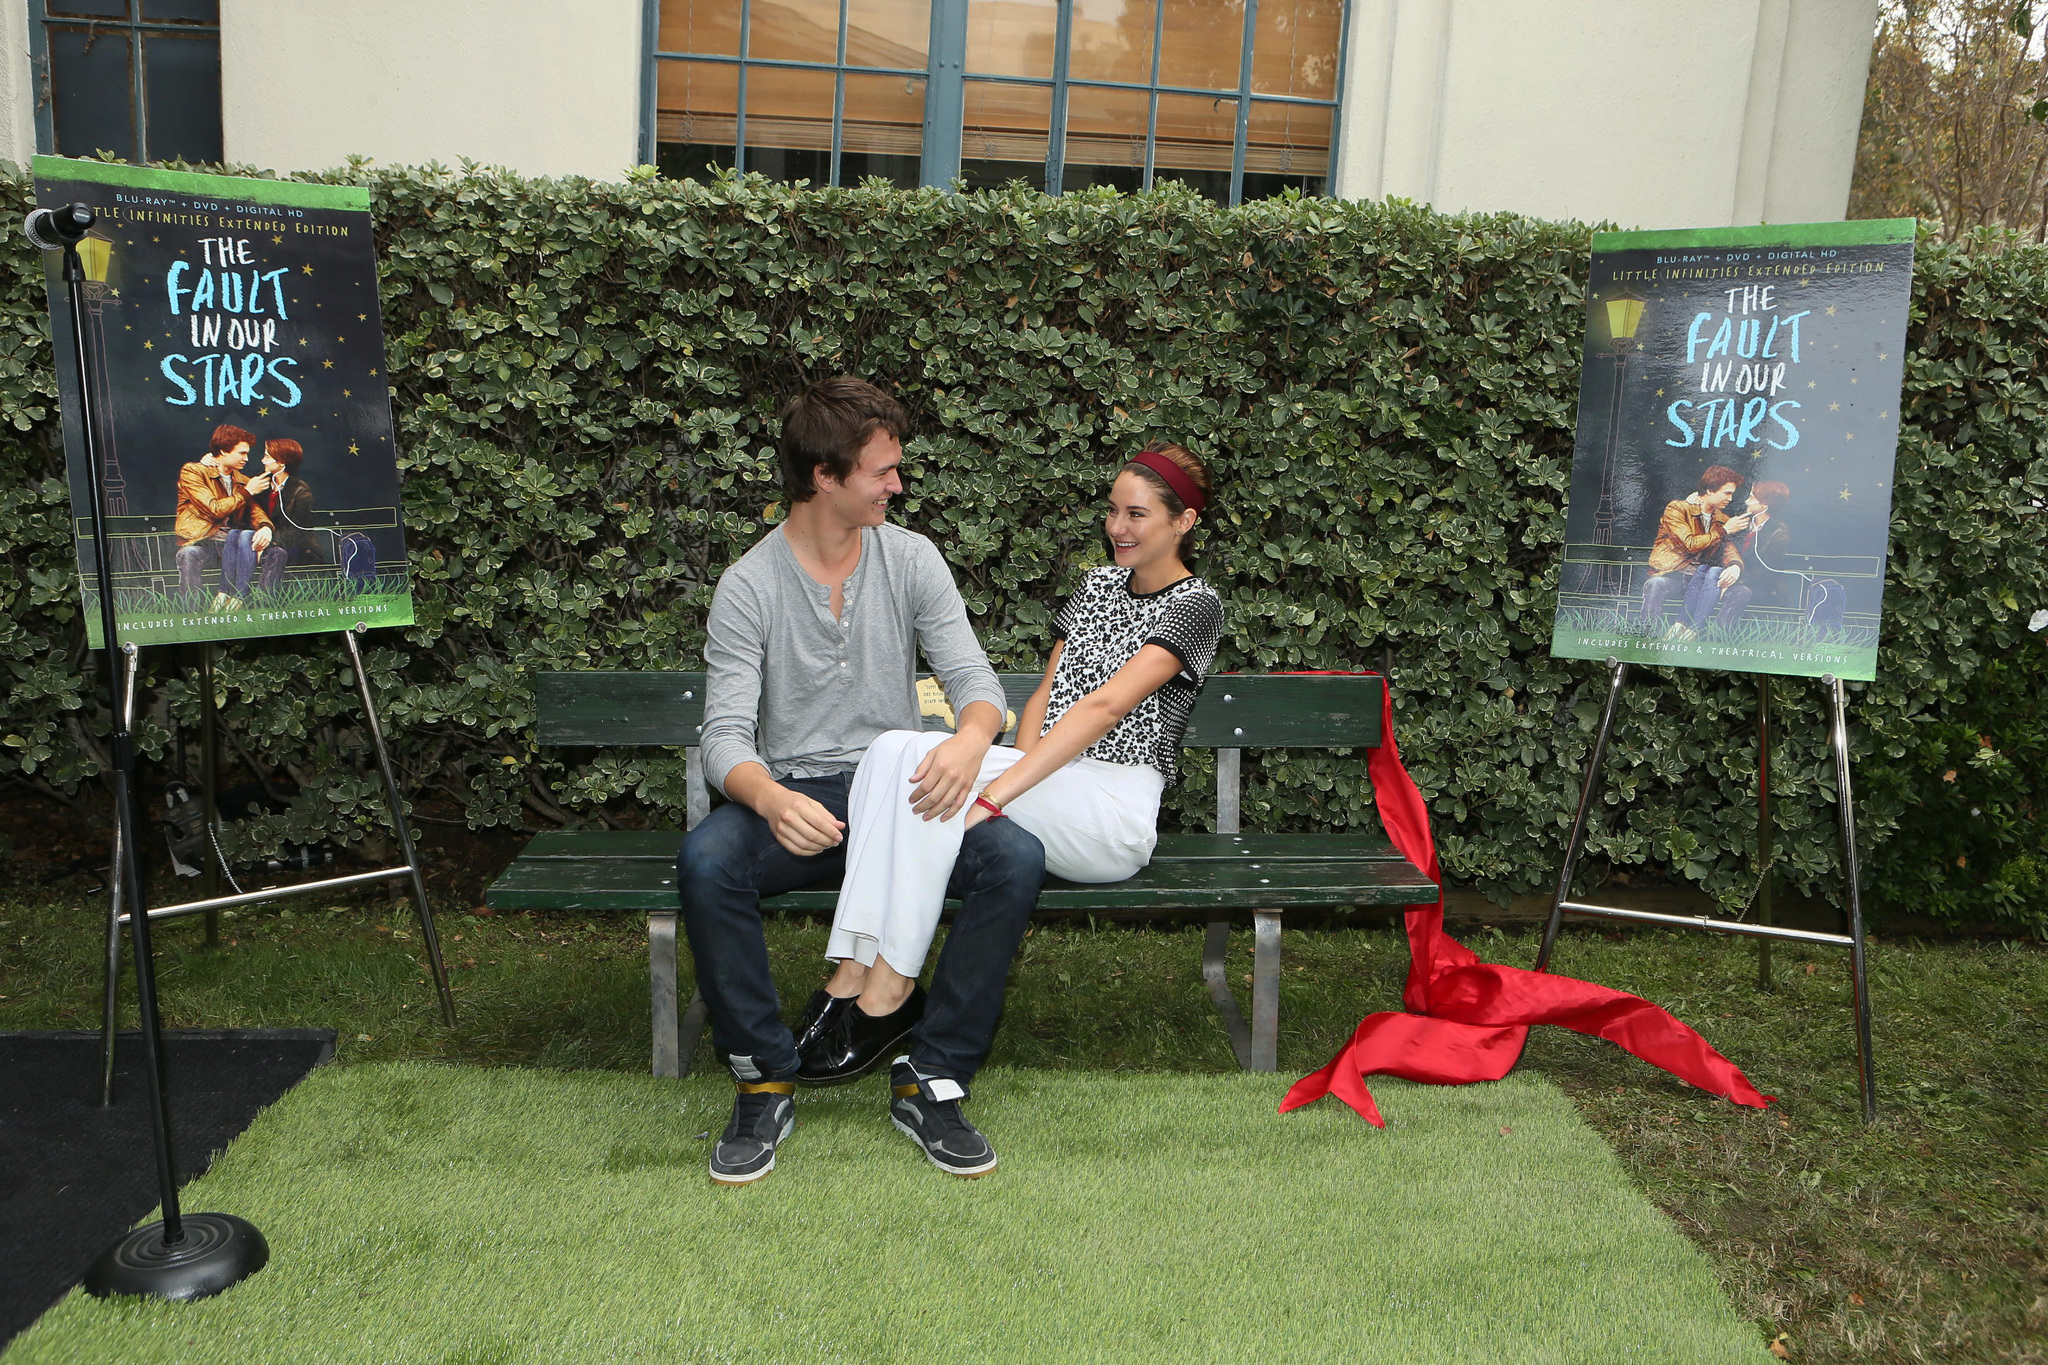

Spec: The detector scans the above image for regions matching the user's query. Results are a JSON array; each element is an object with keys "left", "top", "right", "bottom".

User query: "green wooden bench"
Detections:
[{"left": 486, "top": 672, "right": 1437, "bottom": 1077}]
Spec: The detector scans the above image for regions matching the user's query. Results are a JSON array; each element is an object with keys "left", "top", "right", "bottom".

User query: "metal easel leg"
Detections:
[
  {"left": 1826, "top": 676, "right": 1876, "bottom": 1123},
  {"left": 1537, "top": 657, "right": 1629, "bottom": 973},
  {"left": 197, "top": 643, "right": 221, "bottom": 948},
  {"left": 345, "top": 624, "right": 456, "bottom": 1025},
  {"left": 1756, "top": 674, "right": 1774, "bottom": 991},
  {"left": 98, "top": 643, "right": 142, "bottom": 1106}
]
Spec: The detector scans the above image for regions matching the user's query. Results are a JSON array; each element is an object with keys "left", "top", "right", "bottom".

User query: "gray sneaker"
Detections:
[
  {"left": 889, "top": 1060, "right": 997, "bottom": 1178},
  {"left": 709, "top": 1083, "right": 795, "bottom": 1185}
]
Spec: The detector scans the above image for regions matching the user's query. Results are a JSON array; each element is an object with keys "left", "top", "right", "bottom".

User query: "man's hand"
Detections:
[
  {"left": 1724, "top": 513, "right": 1752, "bottom": 534},
  {"left": 252, "top": 526, "right": 273, "bottom": 553},
  {"left": 760, "top": 785, "right": 845, "bottom": 857},
  {"left": 908, "top": 730, "right": 989, "bottom": 822},
  {"left": 245, "top": 472, "right": 272, "bottom": 494},
  {"left": 1719, "top": 564, "right": 1741, "bottom": 588}
]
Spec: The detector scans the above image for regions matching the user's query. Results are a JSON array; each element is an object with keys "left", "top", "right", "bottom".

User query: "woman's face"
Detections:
[
  {"left": 1105, "top": 470, "right": 1192, "bottom": 573},
  {"left": 262, "top": 451, "right": 284, "bottom": 476}
]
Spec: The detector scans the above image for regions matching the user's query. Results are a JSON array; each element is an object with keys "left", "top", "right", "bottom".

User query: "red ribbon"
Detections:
[{"left": 1274, "top": 673, "right": 1774, "bottom": 1126}]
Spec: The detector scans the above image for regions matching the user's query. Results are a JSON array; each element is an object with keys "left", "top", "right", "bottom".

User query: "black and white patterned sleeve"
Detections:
[
  {"left": 1051, "top": 572, "right": 1094, "bottom": 641},
  {"left": 1146, "top": 587, "right": 1223, "bottom": 684}
]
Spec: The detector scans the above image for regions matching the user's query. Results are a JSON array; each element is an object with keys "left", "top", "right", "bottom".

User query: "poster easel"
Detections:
[
  {"left": 97, "top": 621, "right": 456, "bottom": 1105},
  {"left": 1534, "top": 657, "right": 1875, "bottom": 1121}
]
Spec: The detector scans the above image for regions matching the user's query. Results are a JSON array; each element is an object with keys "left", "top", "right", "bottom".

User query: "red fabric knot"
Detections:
[{"left": 1272, "top": 671, "right": 1774, "bottom": 1127}]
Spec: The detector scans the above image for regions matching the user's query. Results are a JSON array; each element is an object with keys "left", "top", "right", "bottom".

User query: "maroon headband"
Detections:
[{"left": 1127, "top": 450, "right": 1206, "bottom": 513}]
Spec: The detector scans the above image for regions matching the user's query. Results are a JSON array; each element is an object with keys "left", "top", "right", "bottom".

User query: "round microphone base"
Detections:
[{"left": 83, "top": 1214, "right": 268, "bottom": 1302}]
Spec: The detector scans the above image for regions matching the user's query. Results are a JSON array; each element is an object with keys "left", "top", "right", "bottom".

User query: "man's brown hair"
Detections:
[
  {"left": 1698, "top": 465, "right": 1744, "bottom": 494},
  {"left": 777, "top": 377, "right": 908, "bottom": 501},
  {"left": 264, "top": 438, "right": 304, "bottom": 473},
  {"left": 210, "top": 423, "right": 256, "bottom": 456}
]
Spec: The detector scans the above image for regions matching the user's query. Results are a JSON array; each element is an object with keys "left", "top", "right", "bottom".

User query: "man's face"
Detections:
[
  {"left": 217, "top": 442, "right": 250, "bottom": 471},
  {"left": 815, "top": 429, "right": 904, "bottom": 528},
  {"left": 1703, "top": 482, "right": 1739, "bottom": 513}
]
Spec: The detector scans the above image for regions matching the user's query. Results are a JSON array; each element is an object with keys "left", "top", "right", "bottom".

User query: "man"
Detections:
[
  {"left": 676, "top": 376, "right": 1044, "bottom": 1185},
  {"left": 1701, "top": 479, "right": 1794, "bottom": 633},
  {"left": 174, "top": 424, "right": 283, "bottom": 609},
  {"left": 1640, "top": 464, "right": 1749, "bottom": 640},
  {"left": 249, "top": 438, "right": 322, "bottom": 567}
]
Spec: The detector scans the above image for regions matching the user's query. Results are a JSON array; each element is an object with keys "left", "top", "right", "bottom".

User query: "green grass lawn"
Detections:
[
  {"left": 7, "top": 1065, "right": 1761, "bottom": 1364},
  {"left": 2, "top": 878, "right": 2043, "bottom": 1363}
]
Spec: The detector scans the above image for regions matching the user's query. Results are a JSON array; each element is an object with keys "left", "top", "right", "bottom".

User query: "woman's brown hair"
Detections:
[{"left": 1120, "top": 440, "right": 1213, "bottom": 559}]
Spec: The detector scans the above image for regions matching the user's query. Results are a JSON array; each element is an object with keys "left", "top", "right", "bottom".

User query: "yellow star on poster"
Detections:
[
  {"left": 258, "top": 406, "right": 269, "bottom": 416},
  {"left": 348, "top": 442, "right": 359, "bottom": 454},
  {"left": 1829, "top": 402, "right": 1840, "bottom": 411},
  {"left": 342, "top": 388, "right": 352, "bottom": 397},
  {"left": 358, "top": 313, "right": 366, "bottom": 321},
  {"left": 1880, "top": 411, "right": 1890, "bottom": 420},
  {"left": 1751, "top": 447, "right": 1763, "bottom": 456},
  {"left": 368, "top": 368, "right": 378, "bottom": 376},
  {"left": 151, "top": 236, "right": 159, "bottom": 242},
  {"left": 1846, "top": 433, "right": 1855, "bottom": 441},
  {"left": 142, "top": 340, "right": 152, "bottom": 349},
  {"left": 1839, "top": 487, "right": 1851, "bottom": 499},
  {"left": 322, "top": 359, "right": 334, "bottom": 368},
  {"left": 1807, "top": 380, "right": 1816, "bottom": 388},
  {"left": 1878, "top": 353, "right": 1888, "bottom": 361},
  {"left": 1825, "top": 304, "right": 1837, "bottom": 315},
  {"left": 1850, "top": 377, "right": 1858, "bottom": 384},
  {"left": 271, "top": 234, "right": 282, "bottom": 244},
  {"left": 1655, "top": 388, "right": 1664, "bottom": 397},
  {"left": 302, "top": 264, "right": 314, "bottom": 274},
  {"left": 337, "top": 336, "right": 345, "bottom": 343}
]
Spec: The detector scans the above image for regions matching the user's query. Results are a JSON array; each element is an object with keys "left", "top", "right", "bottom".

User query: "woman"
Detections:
[
  {"left": 244, "top": 438, "right": 322, "bottom": 574},
  {"left": 796, "top": 441, "right": 1224, "bottom": 1089}
]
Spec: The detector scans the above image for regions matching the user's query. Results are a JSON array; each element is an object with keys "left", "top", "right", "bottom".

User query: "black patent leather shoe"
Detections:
[
  {"left": 791, "top": 989, "right": 856, "bottom": 1062},
  {"left": 796, "top": 984, "right": 926, "bottom": 1086}
]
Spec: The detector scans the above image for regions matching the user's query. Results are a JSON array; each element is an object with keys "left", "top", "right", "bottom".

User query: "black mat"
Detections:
[{"left": 0, "top": 1029, "right": 333, "bottom": 1345}]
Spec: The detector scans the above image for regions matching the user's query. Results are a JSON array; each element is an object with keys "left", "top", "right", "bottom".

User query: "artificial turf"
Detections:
[{"left": 9, "top": 1065, "right": 1759, "bottom": 1364}]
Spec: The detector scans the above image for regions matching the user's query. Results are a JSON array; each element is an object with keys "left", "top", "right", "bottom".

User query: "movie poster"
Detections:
[
  {"left": 1549, "top": 220, "right": 1915, "bottom": 682},
  {"left": 34, "top": 156, "right": 413, "bottom": 649}
]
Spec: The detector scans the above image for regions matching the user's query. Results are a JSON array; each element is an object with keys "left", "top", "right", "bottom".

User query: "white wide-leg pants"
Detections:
[{"left": 825, "top": 729, "right": 1164, "bottom": 975}]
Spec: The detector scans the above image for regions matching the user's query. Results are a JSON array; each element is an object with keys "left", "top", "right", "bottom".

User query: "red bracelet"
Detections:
[{"left": 973, "top": 795, "right": 1006, "bottom": 819}]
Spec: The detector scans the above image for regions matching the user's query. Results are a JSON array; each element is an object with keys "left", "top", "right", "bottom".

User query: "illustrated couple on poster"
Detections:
[
  {"left": 1636, "top": 462, "right": 1844, "bottom": 642},
  {"left": 173, "top": 421, "right": 329, "bottom": 612}
]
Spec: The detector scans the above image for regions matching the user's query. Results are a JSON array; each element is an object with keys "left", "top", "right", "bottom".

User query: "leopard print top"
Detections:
[{"left": 1045, "top": 568, "right": 1224, "bottom": 781}]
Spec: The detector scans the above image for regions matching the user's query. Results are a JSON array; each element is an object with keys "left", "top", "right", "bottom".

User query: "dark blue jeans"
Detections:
[{"left": 675, "top": 772, "right": 1046, "bottom": 1085}]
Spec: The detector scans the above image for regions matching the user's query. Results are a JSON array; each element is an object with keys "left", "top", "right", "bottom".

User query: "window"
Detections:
[
  {"left": 651, "top": 0, "right": 932, "bottom": 189},
  {"left": 31, "top": 1, "right": 224, "bottom": 165},
  {"left": 651, "top": 0, "right": 1346, "bottom": 204}
]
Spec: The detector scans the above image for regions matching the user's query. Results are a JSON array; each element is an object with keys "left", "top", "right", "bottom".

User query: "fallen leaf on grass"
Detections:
[
  {"left": 1769, "top": 1334, "right": 1793, "bottom": 1359},
  {"left": 1849, "top": 1293, "right": 1865, "bottom": 1306},
  {"left": 1498, "top": 1125, "right": 1512, "bottom": 1136}
]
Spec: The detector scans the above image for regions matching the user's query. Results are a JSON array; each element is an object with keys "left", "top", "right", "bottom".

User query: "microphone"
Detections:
[{"left": 24, "top": 203, "right": 95, "bottom": 251}]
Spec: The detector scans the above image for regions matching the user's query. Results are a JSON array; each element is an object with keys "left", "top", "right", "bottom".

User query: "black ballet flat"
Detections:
[
  {"left": 796, "top": 984, "right": 926, "bottom": 1087},
  {"left": 791, "top": 989, "right": 856, "bottom": 1060}
]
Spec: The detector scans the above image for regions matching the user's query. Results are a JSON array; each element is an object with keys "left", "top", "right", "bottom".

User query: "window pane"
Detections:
[
  {"left": 1251, "top": 0, "right": 1339, "bottom": 99},
  {"left": 744, "top": 64, "right": 836, "bottom": 183},
  {"left": 657, "top": 58, "right": 740, "bottom": 170},
  {"left": 846, "top": 0, "right": 929, "bottom": 67},
  {"left": 1158, "top": 0, "right": 1243, "bottom": 92},
  {"left": 142, "top": 31, "right": 221, "bottom": 163},
  {"left": 749, "top": 0, "right": 840, "bottom": 63},
  {"left": 840, "top": 71, "right": 923, "bottom": 186},
  {"left": 141, "top": 0, "right": 220, "bottom": 21},
  {"left": 966, "top": 0, "right": 1055, "bottom": 79},
  {"left": 48, "top": 26, "right": 136, "bottom": 162},
  {"left": 1150, "top": 90, "right": 1234, "bottom": 203},
  {"left": 1061, "top": 84, "right": 1147, "bottom": 193},
  {"left": 1068, "top": 0, "right": 1153, "bottom": 83},
  {"left": 660, "top": 0, "right": 742, "bottom": 56},
  {"left": 961, "top": 80, "right": 1049, "bottom": 190},
  {"left": 1240, "top": 97, "right": 1329, "bottom": 196},
  {"left": 47, "top": 2, "right": 130, "bottom": 17}
]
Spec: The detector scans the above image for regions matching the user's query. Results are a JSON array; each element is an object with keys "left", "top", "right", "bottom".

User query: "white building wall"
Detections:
[
  {"left": 1331, "top": 0, "right": 1880, "bottom": 228},
  {"left": 217, "top": 0, "right": 643, "bottom": 180},
  {"left": 0, "top": 1, "right": 37, "bottom": 169}
]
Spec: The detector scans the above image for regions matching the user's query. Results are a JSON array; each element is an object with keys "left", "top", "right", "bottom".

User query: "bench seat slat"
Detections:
[
  {"left": 485, "top": 850, "right": 1436, "bottom": 914},
  {"left": 513, "top": 829, "right": 1403, "bottom": 863}
]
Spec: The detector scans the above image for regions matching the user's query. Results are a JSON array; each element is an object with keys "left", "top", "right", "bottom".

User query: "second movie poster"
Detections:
[{"left": 35, "top": 155, "right": 414, "bottom": 649}]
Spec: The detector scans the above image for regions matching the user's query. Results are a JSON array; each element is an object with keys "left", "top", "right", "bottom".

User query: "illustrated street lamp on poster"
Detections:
[
  {"left": 1591, "top": 291, "right": 1644, "bottom": 595},
  {"left": 78, "top": 230, "right": 127, "bottom": 520}
]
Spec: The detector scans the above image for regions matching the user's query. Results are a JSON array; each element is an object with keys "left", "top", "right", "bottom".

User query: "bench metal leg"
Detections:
[
  {"left": 678, "top": 988, "right": 708, "bottom": 1079},
  {"left": 1202, "top": 920, "right": 1255, "bottom": 1069},
  {"left": 1250, "top": 911, "right": 1282, "bottom": 1072},
  {"left": 650, "top": 912, "right": 680, "bottom": 1078}
]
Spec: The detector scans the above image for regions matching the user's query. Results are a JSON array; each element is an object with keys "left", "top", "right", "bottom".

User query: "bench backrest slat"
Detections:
[{"left": 536, "top": 671, "right": 1384, "bottom": 750}]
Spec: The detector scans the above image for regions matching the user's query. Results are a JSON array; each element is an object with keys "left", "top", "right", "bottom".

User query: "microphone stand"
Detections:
[{"left": 32, "top": 201, "right": 268, "bottom": 1300}]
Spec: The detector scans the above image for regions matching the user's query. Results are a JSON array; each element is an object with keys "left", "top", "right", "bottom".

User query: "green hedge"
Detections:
[{"left": 2, "top": 166, "right": 2044, "bottom": 928}]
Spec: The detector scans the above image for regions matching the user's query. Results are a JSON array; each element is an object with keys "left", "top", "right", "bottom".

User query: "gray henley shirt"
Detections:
[{"left": 698, "top": 522, "right": 1008, "bottom": 795}]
